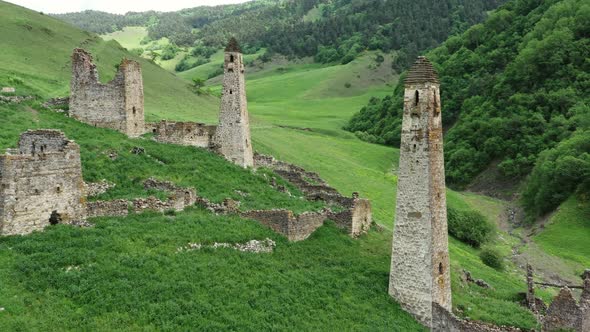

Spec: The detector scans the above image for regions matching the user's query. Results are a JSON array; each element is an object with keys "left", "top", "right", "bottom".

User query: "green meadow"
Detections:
[{"left": 0, "top": 1, "right": 578, "bottom": 329}]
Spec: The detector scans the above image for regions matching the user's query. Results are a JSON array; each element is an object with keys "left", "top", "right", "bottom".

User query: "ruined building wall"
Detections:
[
  {"left": 151, "top": 120, "right": 216, "bottom": 148},
  {"left": 212, "top": 41, "right": 254, "bottom": 167},
  {"left": 70, "top": 48, "right": 145, "bottom": 137},
  {"left": 389, "top": 57, "right": 452, "bottom": 328},
  {"left": 0, "top": 130, "right": 86, "bottom": 235}
]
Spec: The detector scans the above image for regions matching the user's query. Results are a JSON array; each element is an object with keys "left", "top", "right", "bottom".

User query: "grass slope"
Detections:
[
  {"left": 0, "top": 3, "right": 543, "bottom": 329},
  {"left": 0, "top": 1, "right": 219, "bottom": 123},
  {"left": 534, "top": 196, "right": 590, "bottom": 269}
]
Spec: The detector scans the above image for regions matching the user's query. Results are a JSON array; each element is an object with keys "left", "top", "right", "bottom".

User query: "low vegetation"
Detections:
[{"left": 448, "top": 207, "right": 494, "bottom": 248}]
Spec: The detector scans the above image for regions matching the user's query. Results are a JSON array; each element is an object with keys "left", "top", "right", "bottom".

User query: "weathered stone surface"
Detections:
[
  {"left": 432, "top": 303, "right": 522, "bottom": 332},
  {"left": 389, "top": 56, "right": 451, "bottom": 328},
  {"left": 0, "top": 95, "right": 33, "bottom": 104},
  {"left": 1, "top": 87, "right": 15, "bottom": 93},
  {"left": 87, "top": 200, "right": 129, "bottom": 218},
  {"left": 85, "top": 180, "right": 115, "bottom": 197},
  {"left": 254, "top": 152, "right": 373, "bottom": 238},
  {"left": 240, "top": 209, "right": 327, "bottom": 242},
  {"left": 150, "top": 120, "right": 217, "bottom": 148},
  {"left": 212, "top": 39, "right": 253, "bottom": 167},
  {"left": 543, "top": 287, "right": 584, "bottom": 331},
  {"left": 70, "top": 48, "right": 145, "bottom": 137},
  {"left": 0, "top": 130, "right": 86, "bottom": 235}
]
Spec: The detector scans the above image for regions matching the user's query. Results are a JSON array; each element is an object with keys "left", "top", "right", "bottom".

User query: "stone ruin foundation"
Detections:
[
  {"left": 70, "top": 48, "right": 145, "bottom": 137},
  {"left": 0, "top": 130, "right": 87, "bottom": 235},
  {"left": 250, "top": 153, "right": 372, "bottom": 240},
  {"left": 149, "top": 120, "right": 217, "bottom": 149},
  {"left": 541, "top": 270, "right": 590, "bottom": 332}
]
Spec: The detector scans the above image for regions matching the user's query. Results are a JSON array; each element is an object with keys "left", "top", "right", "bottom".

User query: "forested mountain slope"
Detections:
[
  {"left": 346, "top": 0, "right": 590, "bottom": 218},
  {"left": 55, "top": 0, "right": 505, "bottom": 68}
]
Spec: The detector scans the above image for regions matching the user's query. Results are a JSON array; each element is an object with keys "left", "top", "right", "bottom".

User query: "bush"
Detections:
[
  {"left": 447, "top": 207, "right": 493, "bottom": 247},
  {"left": 160, "top": 43, "right": 179, "bottom": 60},
  {"left": 480, "top": 247, "right": 504, "bottom": 270},
  {"left": 344, "top": 82, "right": 352, "bottom": 88}
]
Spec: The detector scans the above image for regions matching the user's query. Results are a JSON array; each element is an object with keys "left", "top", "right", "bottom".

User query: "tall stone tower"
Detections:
[
  {"left": 213, "top": 38, "right": 254, "bottom": 167},
  {"left": 389, "top": 56, "right": 451, "bottom": 327}
]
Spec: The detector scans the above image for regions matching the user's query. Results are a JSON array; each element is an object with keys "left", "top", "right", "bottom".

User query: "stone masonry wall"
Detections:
[
  {"left": 240, "top": 209, "right": 327, "bottom": 242},
  {"left": 70, "top": 48, "right": 144, "bottom": 137},
  {"left": 0, "top": 130, "right": 87, "bottom": 235},
  {"left": 542, "top": 271, "right": 590, "bottom": 332},
  {"left": 253, "top": 152, "right": 373, "bottom": 238},
  {"left": 87, "top": 200, "right": 129, "bottom": 218},
  {"left": 150, "top": 120, "right": 217, "bottom": 149},
  {"left": 212, "top": 40, "right": 254, "bottom": 167}
]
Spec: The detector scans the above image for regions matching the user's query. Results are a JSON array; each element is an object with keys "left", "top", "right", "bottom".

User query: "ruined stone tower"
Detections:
[
  {"left": 212, "top": 38, "right": 254, "bottom": 167},
  {"left": 389, "top": 56, "right": 451, "bottom": 327},
  {"left": 70, "top": 48, "right": 145, "bottom": 137},
  {"left": 0, "top": 130, "right": 86, "bottom": 235}
]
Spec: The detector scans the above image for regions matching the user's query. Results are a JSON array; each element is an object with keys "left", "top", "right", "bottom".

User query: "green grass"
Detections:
[
  {"left": 0, "top": 2, "right": 551, "bottom": 329},
  {"left": 0, "top": 209, "right": 424, "bottom": 331},
  {"left": 0, "top": 102, "right": 319, "bottom": 213},
  {"left": 534, "top": 196, "right": 590, "bottom": 268},
  {"left": 101, "top": 26, "right": 150, "bottom": 50}
]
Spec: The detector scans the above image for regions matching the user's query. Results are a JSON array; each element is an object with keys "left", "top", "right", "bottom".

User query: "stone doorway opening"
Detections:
[{"left": 49, "top": 210, "right": 62, "bottom": 225}]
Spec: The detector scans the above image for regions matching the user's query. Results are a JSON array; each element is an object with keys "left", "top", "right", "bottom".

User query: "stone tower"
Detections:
[
  {"left": 389, "top": 56, "right": 451, "bottom": 327},
  {"left": 0, "top": 130, "right": 86, "bottom": 235},
  {"left": 70, "top": 48, "right": 145, "bottom": 137},
  {"left": 213, "top": 38, "right": 254, "bottom": 167}
]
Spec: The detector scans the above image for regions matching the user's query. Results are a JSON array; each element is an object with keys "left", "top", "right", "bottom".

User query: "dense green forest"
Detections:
[
  {"left": 54, "top": 0, "right": 504, "bottom": 68},
  {"left": 346, "top": 0, "right": 590, "bottom": 218}
]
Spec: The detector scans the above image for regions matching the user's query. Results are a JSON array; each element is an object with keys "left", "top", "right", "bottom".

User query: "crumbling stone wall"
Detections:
[
  {"left": 212, "top": 38, "right": 253, "bottom": 167},
  {"left": 240, "top": 209, "right": 327, "bottom": 241},
  {"left": 432, "top": 303, "right": 522, "bottom": 332},
  {"left": 70, "top": 48, "right": 145, "bottom": 137},
  {"left": 0, "top": 130, "right": 86, "bottom": 235},
  {"left": 328, "top": 198, "right": 372, "bottom": 237},
  {"left": 543, "top": 271, "right": 590, "bottom": 332},
  {"left": 87, "top": 178, "right": 197, "bottom": 218},
  {"left": 389, "top": 57, "right": 452, "bottom": 328},
  {"left": 150, "top": 120, "right": 217, "bottom": 149},
  {"left": 254, "top": 152, "right": 373, "bottom": 238},
  {"left": 87, "top": 200, "right": 129, "bottom": 218}
]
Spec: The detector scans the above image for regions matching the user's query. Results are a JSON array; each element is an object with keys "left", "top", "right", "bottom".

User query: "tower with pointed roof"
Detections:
[
  {"left": 388, "top": 56, "right": 451, "bottom": 327},
  {"left": 212, "top": 38, "right": 253, "bottom": 167}
]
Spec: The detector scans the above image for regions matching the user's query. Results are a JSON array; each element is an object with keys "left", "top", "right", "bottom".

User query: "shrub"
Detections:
[
  {"left": 447, "top": 207, "right": 493, "bottom": 247},
  {"left": 480, "top": 247, "right": 504, "bottom": 270},
  {"left": 344, "top": 82, "right": 352, "bottom": 88}
]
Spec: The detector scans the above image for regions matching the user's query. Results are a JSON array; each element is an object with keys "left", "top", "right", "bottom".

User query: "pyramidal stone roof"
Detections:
[
  {"left": 404, "top": 56, "right": 439, "bottom": 85},
  {"left": 225, "top": 37, "right": 242, "bottom": 53}
]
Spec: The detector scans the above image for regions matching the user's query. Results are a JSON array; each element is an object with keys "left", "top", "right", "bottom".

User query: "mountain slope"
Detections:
[
  {"left": 55, "top": 0, "right": 506, "bottom": 69},
  {"left": 346, "top": 0, "right": 590, "bottom": 203},
  {"left": 0, "top": 1, "right": 219, "bottom": 123}
]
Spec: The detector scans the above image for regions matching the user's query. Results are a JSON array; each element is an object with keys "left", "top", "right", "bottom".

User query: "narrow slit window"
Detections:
[
  {"left": 439, "top": 263, "right": 444, "bottom": 275},
  {"left": 414, "top": 90, "right": 419, "bottom": 106},
  {"left": 230, "top": 54, "right": 234, "bottom": 63}
]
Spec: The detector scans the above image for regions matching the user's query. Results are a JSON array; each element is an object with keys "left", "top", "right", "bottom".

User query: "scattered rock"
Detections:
[
  {"left": 85, "top": 180, "right": 116, "bottom": 197},
  {"left": 0, "top": 307, "right": 4, "bottom": 312},
  {"left": 130, "top": 146, "right": 145, "bottom": 155},
  {"left": 103, "top": 150, "right": 118, "bottom": 160},
  {"left": 178, "top": 238, "right": 276, "bottom": 253},
  {"left": 475, "top": 279, "right": 491, "bottom": 289},
  {"left": 0, "top": 95, "right": 33, "bottom": 104},
  {"left": 1, "top": 87, "right": 15, "bottom": 93}
]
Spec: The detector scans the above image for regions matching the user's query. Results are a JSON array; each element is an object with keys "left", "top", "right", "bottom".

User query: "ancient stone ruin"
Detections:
[
  {"left": 542, "top": 270, "right": 590, "bottom": 332},
  {"left": 150, "top": 120, "right": 216, "bottom": 149},
  {"left": 389, "top": 56, "right": 452, "bottom": 328},
  {"left": 0, "top": 130, "right": 87, "bottom": 235},
  {"left": 87, "top": 178, "right": 197, "bottom": 218},
  {"left": 251, "top": 153, "right": 372, "bottom": 240},
  {"left": 70, "top": 48, "right": 145, "bottom": 137},
  {"left": 212, "top": 38, "right": 254, "bottom": 167}
]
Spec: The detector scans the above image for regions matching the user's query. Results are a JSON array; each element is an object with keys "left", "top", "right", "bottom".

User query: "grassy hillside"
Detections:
[
  {"left": 0, "top": 1, "right": 219, "bottom": 123},
  {"left": 0, "top": 1, "right": 550, "bottom": 329},
  {"left": 534, "top": 196, "right": 590, "bottom": 268}
]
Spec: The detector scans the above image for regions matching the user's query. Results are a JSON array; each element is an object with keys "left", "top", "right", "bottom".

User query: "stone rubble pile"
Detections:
[{"left": 178, "top": 238, "right": 276, "bottom": 254}]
